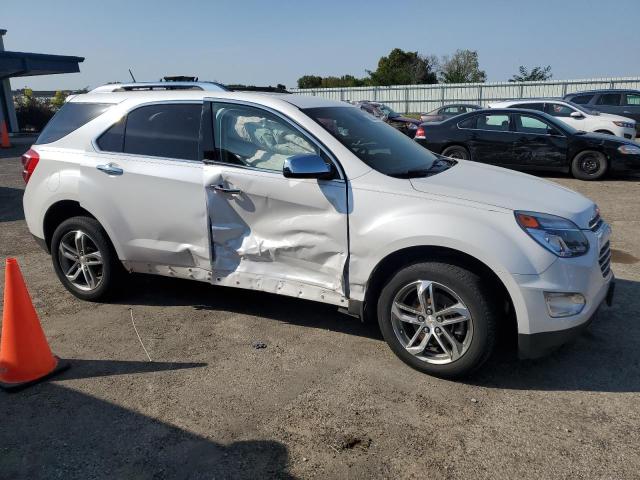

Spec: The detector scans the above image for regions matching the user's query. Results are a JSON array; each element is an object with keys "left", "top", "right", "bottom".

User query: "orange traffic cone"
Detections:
[
  {"left": 0, "top": 121, "right": 10, "bottom": 149},
  {"left": 0, "top": 258, "right": 68, "bottom": 391}
]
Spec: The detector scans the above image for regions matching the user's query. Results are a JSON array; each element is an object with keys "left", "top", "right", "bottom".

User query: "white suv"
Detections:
[
  {"left": 489, "top": 98, "right": 636, "bottom": 139},
  {"left": 22, "top": 86, "right": 615, "bottom": 378}
]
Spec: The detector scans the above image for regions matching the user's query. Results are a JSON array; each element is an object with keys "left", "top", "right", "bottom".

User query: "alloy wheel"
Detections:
[
  {"left": 57, "top": 230, "right": 104, "bottom": 291},
  {"left": 390, "top": 280, "right": 474, "bottom": 364}
]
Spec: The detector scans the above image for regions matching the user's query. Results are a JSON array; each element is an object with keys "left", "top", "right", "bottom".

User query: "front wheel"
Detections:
[
  {"left": 51, "top": 216, "right": 122, "bottom": 301},
  {"left": 377, "top": 262, "right": 497, "bottom": 378},
  {"left": 571, "top": 150, "right": 608, "bottom": 180}
]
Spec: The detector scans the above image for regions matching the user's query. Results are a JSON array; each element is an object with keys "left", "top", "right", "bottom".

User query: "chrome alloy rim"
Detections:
[
  {"left": 391, "top": 280, "right": 473, "bottom": 364},
  {"left": 58, "top": 230, "right": 104, "bottom": 291}
]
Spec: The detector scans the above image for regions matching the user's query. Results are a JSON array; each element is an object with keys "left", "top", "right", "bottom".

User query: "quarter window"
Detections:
[
  {"left": 36, "top": 103, "right": 112, "bottom": 145},
  {"left": 624, "top": 93, "right": 640, "bottom": 105},
  {"left": 597, "top": 94, "right": 622, "bottom": 106},
  {"left": 212, "top": 103, "right": 319, "bottom": 173}
]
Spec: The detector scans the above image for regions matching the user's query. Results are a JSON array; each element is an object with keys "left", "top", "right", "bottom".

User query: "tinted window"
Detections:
[
  {"left": 213, "top": 103, "right": 319, "bottom": 173},
  {"left": 512, "top": 103, "right": 545, "bottom": 111},
  {"left": 597, "top": 94, "right": 622, "bottom": 106},
  {"left": 123, "top": 104, "right": 201, "bottom": 160},
  {"left": 477, "top": 114, "right": 510, "bottom": 131},
  {"left": 443, "top": 106, "right": 462, "bottom": 114},
  {"left": 97, "top": 118, "right": 125, "bottom": 152},
  {"left": 546, "top": 103, "right": 574, "bottom": 117},
  {"left": 624, "top": 93, "right": 640, "bottom": 106},
  {"left": 570, "top": 94, "right": 594, "bottom": 105},
  {"left": 35, "top": 103, "right": 112, "bottom": 145},
  {"left": 458, "top": 116, "right": 477, "bottom": 128},
  {"left": 304, "top": 106, "right": 438, "bottom": 176},
  {"left": 515, "top": 114, "right": 557, "bottom": 135}
]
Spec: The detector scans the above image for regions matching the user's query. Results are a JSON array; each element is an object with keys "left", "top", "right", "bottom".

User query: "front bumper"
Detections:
[
  {"left": 518, "top": 278, "right": 615, "bottom": 359},
  {"left": 611, "top": 152, "right": 640, "bottom": 172}
]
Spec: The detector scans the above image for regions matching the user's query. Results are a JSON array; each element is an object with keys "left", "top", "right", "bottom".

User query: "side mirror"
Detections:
[
  {"left": 570, "top": 111, "right": 584, "bottom": 119},
  {"left": 283, "top": 154, "right": 335, "bottom": 180}
]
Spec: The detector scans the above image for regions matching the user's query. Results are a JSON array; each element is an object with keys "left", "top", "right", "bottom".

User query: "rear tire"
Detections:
[
  {"left": 377, "top": 262, "right": 497, "bottom": 378},
  {"left": 441, "top": 145, "right": 470, "bottom": 160},
  {"left": 571, "top": 150, "right": 608, "bottom": 180},
  {"left": 51, "top": 216, "right": 122, "bottom": 301}
]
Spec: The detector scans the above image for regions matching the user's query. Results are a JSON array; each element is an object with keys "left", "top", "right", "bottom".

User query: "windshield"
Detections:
[{"left": 303, "top": 106, "right": 440, "bottom": 177}]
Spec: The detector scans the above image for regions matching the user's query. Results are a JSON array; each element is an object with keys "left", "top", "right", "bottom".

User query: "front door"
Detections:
[
  {"left": 512, "top": 113, "right": 567, "bottom": 168},
  {"left": 201, "top": 101, "right": 349, "bottom": 303}
]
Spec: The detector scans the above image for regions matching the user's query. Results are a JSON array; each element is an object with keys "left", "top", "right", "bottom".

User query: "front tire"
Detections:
[
  {"left": 571, "top": 150, "right": 608, "bottom": 180},
  {"left": 51, "top": 216, "right": 121, "bottom": 301},
  {"left": 377, "top": 262, "right": 497, "bottom": 378}
]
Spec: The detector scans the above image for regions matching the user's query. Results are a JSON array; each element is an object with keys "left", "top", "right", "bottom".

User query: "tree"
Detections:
[
  {"left": 51, "top": 90, "right": 68, "bottom": 109},
  {"left": 439, "top": 49, "right": 486, "bottom": 84},
  {"left": 297, "top": 75, "right": 323, "bottom": 89},
  {"left": 368, "top": 48, "right": 438, "bottom": 86},
  {"left": 509, "top": 65, "right": 552, "bottom": 82}
]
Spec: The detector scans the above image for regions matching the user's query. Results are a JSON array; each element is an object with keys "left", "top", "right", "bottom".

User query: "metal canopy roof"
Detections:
[{"left": 0, "top": 50, "right": 84, "bottom": 79}]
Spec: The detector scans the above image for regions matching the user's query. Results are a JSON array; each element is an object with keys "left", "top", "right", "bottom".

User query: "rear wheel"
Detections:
[
  {"left": 571, "top": 150, "right": 608, "bottom": 180},
  {"left": 441, "top": 145, "right": 470, "bottom": 160},
  {"left": 377, "top": 262, "right": 497, "bottom": 378},
  {"left": 51, "top": 216, "right": 121, "bottom": 301}
]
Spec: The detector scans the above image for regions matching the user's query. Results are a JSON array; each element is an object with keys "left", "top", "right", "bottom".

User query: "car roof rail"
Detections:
[{"left": 89, "top": 81, "right": 229, "bottom": 93}]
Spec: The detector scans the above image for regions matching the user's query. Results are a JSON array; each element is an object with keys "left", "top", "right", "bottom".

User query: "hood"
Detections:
[
  {"left": 598, "top": 112, "right": 636, "bottom": 124},
  {"left": 410, "top": 160, "right": 596, "bottom": 228}
]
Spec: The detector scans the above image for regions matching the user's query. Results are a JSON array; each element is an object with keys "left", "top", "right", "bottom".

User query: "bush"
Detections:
[{"left": 13, "top": 89, "right": 58, "bottom": 132}]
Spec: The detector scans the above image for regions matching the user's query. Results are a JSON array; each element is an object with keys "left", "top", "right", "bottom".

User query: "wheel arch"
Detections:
[
  {"left": 360, "top": 245, "right": 518, "bottom": 336},
  {"left": 441, "top": 143, "right": 471, "bottom": 158}
]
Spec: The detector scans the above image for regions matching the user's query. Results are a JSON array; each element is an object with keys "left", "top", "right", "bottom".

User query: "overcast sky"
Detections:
[{"left": 3, "top": 0, "right": 639, "bottom": 90}]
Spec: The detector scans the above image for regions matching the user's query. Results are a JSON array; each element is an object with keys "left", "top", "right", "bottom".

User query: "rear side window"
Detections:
[
  {"left": 97, "top": 103, "right": 202, "bottom": 160},
  {"left": 458, "top": 116, "right": 477, "bottom": 129},
  {"left": 570, "top": 94, "right": 594, "bottom": 105},
  {"left": 624, "top": 93, "right": 640, "bottom": 105},
  {"left": 597, "top": 94, "right": 622, "bottom": 106},
  {"left": 477, "top": 114, "right": 510, "bottom": 131},
  {"left": 512, "top": 103, "right": 544, "bottom": 111},
  {"left": 35, "top": 103, "right": 112, "bottom": 145}
]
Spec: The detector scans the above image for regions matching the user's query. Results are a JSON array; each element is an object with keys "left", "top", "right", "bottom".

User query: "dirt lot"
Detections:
[{"left": 1, "top": 147, "right": 639, "bottom": 480}]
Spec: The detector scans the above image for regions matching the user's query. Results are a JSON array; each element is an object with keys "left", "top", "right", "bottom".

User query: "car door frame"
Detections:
[
  {"left": 511, "top": 112, "right": 568, "bottom": 170},
  {"left": 458, "top": 112, "right": 516, "bottom": 165},
  {"left": 200, "top": 98, "right": 352, "bottom": 306}
]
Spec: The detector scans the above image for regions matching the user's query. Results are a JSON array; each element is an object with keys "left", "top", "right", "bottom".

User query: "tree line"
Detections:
[{"left": 297, "top": 48, "right": 552, "bottom": 89}]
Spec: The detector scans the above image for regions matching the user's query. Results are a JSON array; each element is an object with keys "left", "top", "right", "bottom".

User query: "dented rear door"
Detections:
[{"left": 202, "top": 100, "right": 349, "bottom": 301}]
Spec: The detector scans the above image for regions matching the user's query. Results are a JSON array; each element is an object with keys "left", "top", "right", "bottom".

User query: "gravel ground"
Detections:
[{"left": 1, "top": 150, "right": 639, "bottom": 480}]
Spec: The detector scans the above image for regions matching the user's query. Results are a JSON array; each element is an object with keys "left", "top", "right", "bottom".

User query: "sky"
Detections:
[{"left": 2, "top": 0, "right": 639, "bottom": 91}]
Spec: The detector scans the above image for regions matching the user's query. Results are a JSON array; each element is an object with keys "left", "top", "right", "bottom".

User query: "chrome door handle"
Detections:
[
  {"left": 211, "top": 184, "right": 241, "bottom": 194},
  {"left": 96, "top": 163, "right": 123, "bottom": 176}
]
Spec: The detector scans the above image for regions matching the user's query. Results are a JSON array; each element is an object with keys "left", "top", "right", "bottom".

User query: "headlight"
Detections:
[
  {"left": 613, "top": 121, "right": 635, "bottom": 129},
  {"left": 515, "top": 211, "right": 589, "bottom": 257},
  {"left": 618, "top": 144, "right": 640, "bottom": 155}
]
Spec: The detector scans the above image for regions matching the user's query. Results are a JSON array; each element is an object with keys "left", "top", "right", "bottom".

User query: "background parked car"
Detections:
[
  {"left": 420, "top": 104, "right": 481, "bottom": 123},
  {"left": 415, "top": 108, "right": 640, "bottom": 180},
  {"left": 564, "top": 89, "right": 640, "bottom": 137},
  {"left": 351, "top": 101, "right": 421, "bottom": 137},
  {"left": 489, "top": 98, "right": 636, "bottom": 139}
]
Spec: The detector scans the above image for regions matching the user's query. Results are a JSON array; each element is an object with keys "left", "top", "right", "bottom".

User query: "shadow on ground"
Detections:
[
  {"left": 0, "top": 360, "right": 295, "bottom": 480},
  {"left": 0, "top": 186, "right": 25, "bottom": 222},
  {"left": 117, "top": 273, "right": 382, "bottom": 341},
  {"left": 468, "top": 278, "right": 640, "bottom": 393}
]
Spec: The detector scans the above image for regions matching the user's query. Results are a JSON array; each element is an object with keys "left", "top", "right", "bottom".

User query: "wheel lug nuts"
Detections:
[
  {"left": 418, "top": 316, "right": 425, "bottom": 322},
  {"left": 426, "top": 309, "right": 432, "bottom": 314},
  {"left": 437, "top": 316, "right": 442, "bottom": 321},
  {"left": 435, "top": 327, "right": 441, "bottom": 333}
]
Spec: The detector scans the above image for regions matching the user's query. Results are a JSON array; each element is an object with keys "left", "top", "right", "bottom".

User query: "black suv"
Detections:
[{"left": 564, "top": 89, "right": 640, "bottom": 136}]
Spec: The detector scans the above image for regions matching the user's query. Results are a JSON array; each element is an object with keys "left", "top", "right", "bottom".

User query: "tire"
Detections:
[
  {"left": 441, "top": 145, "right": 470, "bottom": 160},
  {"left": 571, "top": 150, "right": 608, "bottom": 180},
  {"left": 51, "top": 216, "right": 122, "bottom": 301},
  {"left": 377, "top": 262, "right": 497, "bottom": 378}
]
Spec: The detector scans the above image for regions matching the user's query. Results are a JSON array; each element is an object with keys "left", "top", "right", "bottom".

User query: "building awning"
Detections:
[{"left": 0, "top": 50, "right": 84, "bottom": 79}]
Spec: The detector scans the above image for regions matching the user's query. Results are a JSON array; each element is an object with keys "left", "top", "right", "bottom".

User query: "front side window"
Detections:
[
  {"left": 546, "top": 103, "right": 574, "bottom": 118},
  {"left": 303, "top": 106, "right": 439, "bottom": 177},
  {"left": 597, "top": 94, "right": 622, "bottom": 106},
  {"left": 477, "top": 114, "right": 510, "bottom": 131},
  {"left": 123, "top": 103, "right": 201, "bottom": 160},
  {"left": 36, "top": 103, "right": 112, "bottom": 145},
  {"left": 624, "top": 93, "right": 640, "bottom": 106},
  {"left": 514, "top": 114, "right": 558, "bottom": 135},
  {"left": 212, "top": 103, "right": 318, "bottom": 173},
  {"left": 570, "top": 94, "right": 594, "bottom": 105}
]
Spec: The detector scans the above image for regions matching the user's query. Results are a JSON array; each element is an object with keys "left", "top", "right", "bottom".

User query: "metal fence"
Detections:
[{"left": 290, "top": 77, "right": 640, "bottom": 114}]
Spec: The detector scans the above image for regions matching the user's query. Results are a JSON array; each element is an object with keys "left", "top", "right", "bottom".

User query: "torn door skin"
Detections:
[{"left": 206, "top": 169, "right": 348, "bottom": 302}]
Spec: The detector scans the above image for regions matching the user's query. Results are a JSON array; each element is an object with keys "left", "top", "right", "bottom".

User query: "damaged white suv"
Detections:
[{"left": 22, "top": 84, "right": 615, "bottom": 377}]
